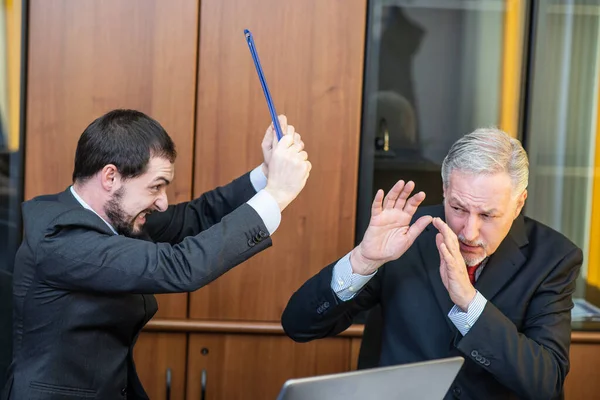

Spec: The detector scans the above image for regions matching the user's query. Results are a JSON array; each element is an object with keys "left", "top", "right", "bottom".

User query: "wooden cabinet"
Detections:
[
  {"left": 186, "top": 333, "right": 353, "bottom": 400},
  {"left": 25, "top": 0, "right": 369, "bottom": 398},
  {"left": 564, "top": 334, "right": 600, "bottom": 400},
  {"left": 190, "top": 0, "right": 368, "bottom": 322},
  {"left": 134, "top": 333, "right": 188, "bottom": 400},
  {"left": 26, "top": 0, "right": 200, "bottom": 318}
]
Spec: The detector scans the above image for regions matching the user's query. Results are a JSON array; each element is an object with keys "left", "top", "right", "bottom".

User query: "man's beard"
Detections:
[
  {"left": 104, "top": 187, "right": 145, "bottom": 238},
  {"left": 457, "top": 235, "right": 487, "bottom": 266}
]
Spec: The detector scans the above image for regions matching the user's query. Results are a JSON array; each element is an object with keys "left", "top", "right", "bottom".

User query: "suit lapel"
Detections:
[{"left": 475, "top": 214, "right": 528, "bottom": 300}]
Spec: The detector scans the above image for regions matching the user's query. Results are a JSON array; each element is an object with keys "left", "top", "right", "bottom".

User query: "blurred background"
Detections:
[{"left": 1, "top": 0, "right": 600, "bottom": 399}]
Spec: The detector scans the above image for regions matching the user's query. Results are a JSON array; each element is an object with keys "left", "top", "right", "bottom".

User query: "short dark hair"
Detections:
[{"left": 72, "top": 109, "right": 177, "bottom": 183}]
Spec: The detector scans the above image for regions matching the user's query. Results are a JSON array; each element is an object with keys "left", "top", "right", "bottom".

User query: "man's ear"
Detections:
[
  {"left": 514, "top": 189, "right": 527, "bottom": 219},
  {"left": 100, "top": 164, "right": 120, "bottom": 192}
]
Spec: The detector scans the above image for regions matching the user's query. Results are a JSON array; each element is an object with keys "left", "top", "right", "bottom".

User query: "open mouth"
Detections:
[{"left": 136, "top": 210, "right": 152, "bottom": 224}]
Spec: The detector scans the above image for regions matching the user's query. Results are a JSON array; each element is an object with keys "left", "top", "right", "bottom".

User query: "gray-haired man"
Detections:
[{"left": 282, "top": 128, "right": 582, "bottom": 400}]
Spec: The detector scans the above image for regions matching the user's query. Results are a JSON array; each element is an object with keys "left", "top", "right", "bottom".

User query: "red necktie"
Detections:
[{"left": 466, "top": 263, "right": 481, "bottom": 285}]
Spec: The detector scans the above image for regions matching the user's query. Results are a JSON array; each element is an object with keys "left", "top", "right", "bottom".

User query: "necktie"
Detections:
[{"left": 466, "top": 263, "right": 481, "bottom": 285}]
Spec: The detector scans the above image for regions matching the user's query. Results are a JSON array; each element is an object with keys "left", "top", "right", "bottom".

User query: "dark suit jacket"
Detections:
[
  {"left": 0, "top": 270, "right": 12, "bottom": 391},
  {"left": 282, "top": 205, "right": 582, "bottom": 400},
  {"left": 2, "top": 172, "right": 271, "bottom": 400}
]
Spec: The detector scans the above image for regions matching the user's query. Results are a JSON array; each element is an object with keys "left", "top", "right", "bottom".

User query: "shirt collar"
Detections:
[{"left": 70, "top": 186, "right": 118, "bottom": 235}]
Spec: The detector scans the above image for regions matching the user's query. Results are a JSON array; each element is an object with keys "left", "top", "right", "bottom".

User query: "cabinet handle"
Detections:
[
  {"left": 201, "top": 369, "right": 207, "bottom": 400},
  {"left": 166, "top": 367, "right": 172, "bottom": 400}
]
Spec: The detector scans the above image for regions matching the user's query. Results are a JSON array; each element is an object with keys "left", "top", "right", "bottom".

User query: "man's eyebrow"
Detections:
[
  {"left": 481, "top": 208, "right": 499, "bottom": 215},
  {"left": 448, "top": 197, "right": 465, "bottom": 207},
  {"left": 151, "top": 177, "right": 171, "bottom": 185},
  {"left": 448, "top": 197, "right": 498, "bottom": 214}
]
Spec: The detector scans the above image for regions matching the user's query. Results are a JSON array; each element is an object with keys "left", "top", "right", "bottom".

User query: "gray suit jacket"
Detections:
[{"left": 2, "top": 172, "right": 271, "bottom": 400}]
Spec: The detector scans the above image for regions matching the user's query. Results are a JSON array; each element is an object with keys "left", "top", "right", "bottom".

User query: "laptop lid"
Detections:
[{"left": 276, "top": 356, "right": 464, "bottom": 400}]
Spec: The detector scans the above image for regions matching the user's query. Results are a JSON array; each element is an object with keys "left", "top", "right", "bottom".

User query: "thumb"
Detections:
[
  {"left": 277, "top": 114, "right": 288, "bottom": 134},
  {"left": 406, "top": 215, "right": 433, "bottom": 243},
  {"left": 272, "top": 125, "right": 279, "bottom": 148},
  {"left": 263, "top": 126, "right": 274, "bottom": 148}
]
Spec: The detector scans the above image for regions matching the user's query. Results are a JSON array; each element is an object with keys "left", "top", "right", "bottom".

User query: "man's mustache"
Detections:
[{"left": 457, "top": 235, "right": 485, "bottom": 248}]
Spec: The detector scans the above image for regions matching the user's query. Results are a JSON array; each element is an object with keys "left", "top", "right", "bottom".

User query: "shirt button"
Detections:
[
  {"left": 349, "top": 286, "right": 355, "bottom": 292},
  {"left": 338, "top": 280, "right": 344, "bottom": 286},
  {"left": 464, "top": 323, "right": 470, "bottom": 329}
]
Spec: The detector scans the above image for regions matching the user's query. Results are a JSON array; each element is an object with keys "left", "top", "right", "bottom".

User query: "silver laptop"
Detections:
[{"left": 276, "top": 356, "right": 464, "bottom": 400}]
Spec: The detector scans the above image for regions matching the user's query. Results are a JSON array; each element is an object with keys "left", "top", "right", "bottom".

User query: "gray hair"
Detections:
[{"left": 441, "top": 127, "right": 529, "bottom": 197}]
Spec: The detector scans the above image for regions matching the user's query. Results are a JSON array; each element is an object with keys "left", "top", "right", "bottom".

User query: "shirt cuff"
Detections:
[
  {"left": 330, "top": 252, "right": 376, "bottom": 301},
  {"left": 448, "top": 291, "right": 488, "bottom": 336},
  {"left": 246, "top": 189, "right": 281, "bottom": 235},
  {"left": 249, "top": 165, "right": 268, "bottom": 192}
]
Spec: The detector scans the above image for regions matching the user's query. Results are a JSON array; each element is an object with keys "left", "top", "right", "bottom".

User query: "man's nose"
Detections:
[
  {"left": 155, "top": 192, "right": 168, "bottom": 212},
  {"left": 462, "top": 215, "right": 481, "bottom": 242}
]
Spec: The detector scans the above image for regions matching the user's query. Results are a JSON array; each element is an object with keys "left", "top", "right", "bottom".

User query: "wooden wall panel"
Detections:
[
  {"left": 25, "top": 0, "right": 200, "bottom": 318},
  {"left": 187, "top": 333, "right": 352, "bottom": 400},
  {"left": 191, "top": 0, "right": 367, "bottom": 321}
]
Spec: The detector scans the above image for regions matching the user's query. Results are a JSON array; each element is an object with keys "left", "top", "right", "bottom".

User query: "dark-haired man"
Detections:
[{"left": 3, "top": 109, "right": 311, "bottom": 400}]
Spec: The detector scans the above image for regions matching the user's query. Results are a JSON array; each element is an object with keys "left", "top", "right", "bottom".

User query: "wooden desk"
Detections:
[{"left": 142, "top": 321, "right": 600, "bottom": 399}]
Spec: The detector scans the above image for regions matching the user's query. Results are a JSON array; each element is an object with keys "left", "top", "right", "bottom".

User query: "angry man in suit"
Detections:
[
  {"left": 282, "top": 128, "right": 582, "bottom": 399},
  {"left": 3, "top": 109, "right": 311, "bottom": 400}
]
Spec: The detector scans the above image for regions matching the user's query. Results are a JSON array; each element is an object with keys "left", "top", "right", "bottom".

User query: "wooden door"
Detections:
[{"left": 190, "top": 0, "right": 368, "bottom": 322}]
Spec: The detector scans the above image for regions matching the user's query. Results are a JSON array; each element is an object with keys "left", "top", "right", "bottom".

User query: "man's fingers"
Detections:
[
  {"left": 394, "top": 180, "right": 415, "bottom": 209},
  {"left": 439, "top": 242, "right": 453, "bottom": 265},
  {"left": 286, "top": 125, "right": 295, "bottom": 137},
  {"left": 402, "top": 191, "right": 426, "bottom": 216},
  {"left": 435, "top": 232, "right": 444, "bottom": 249},
  {"left": 433, "top": 218, "right": 463, "bottom": 261},
  {"left": 277, "top": 133, "right": 295, "bottom": 148},
  {"left": 434, "top": 217, "right": 460, "bottom": 255},
  {"left": 407, "top": 215, "right": 432, "bottom": 243},
  {"left": 294, "top": 133, "right": 304, "bottom": 150},
  {"left": 383, "top": 180, "right": 404, "bottom": 209},
  {"left": 371, "top": 189, "right": 385, "bottom": 217}
]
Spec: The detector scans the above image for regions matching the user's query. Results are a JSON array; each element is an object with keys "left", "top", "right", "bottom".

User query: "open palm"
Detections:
[{"left": 359, "top": 180, "right": 432, "bottom": 265}]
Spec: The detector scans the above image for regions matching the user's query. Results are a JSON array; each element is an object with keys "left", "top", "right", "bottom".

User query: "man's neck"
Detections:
[{"left": 71, "top": 183, "right": 110, "bottom": 222}]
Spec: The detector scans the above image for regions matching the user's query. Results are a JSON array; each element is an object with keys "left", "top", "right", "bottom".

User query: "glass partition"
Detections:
[{"left": 0, "top": 0, "right": 25, "bottom": 272}]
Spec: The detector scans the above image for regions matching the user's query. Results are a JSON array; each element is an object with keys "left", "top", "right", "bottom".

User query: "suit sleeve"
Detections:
[
  {"left": 36, "top": 204, "right": 271, "bottom": 294},
  {"left": 281, "top": 262, "right": 383, "bottom": 342},
  {"left": 144, "top": 172, "right": 257, "bottom": 244},
  {"left": 454, "top": 247, "right": 582, "bottom": 400}
]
